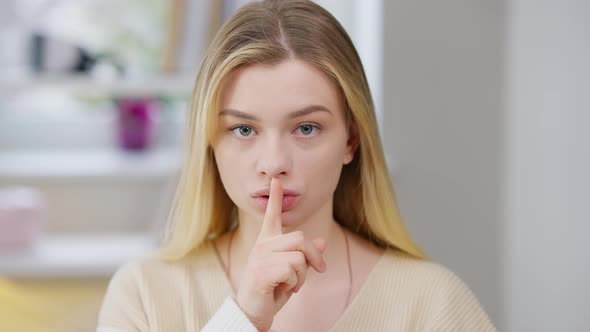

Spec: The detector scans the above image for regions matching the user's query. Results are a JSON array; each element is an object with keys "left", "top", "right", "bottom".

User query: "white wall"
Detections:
[
  {"left": 383, "top": 0, "right": 504, "bottom": 327},
  {"left": 314, "top": 0, "right": 383, "bottom": 133},
  {"left": 503, "top": 0, "right": 590, "bottom": 331}
]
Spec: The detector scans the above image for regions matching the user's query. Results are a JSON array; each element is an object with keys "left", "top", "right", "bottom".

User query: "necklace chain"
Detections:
[{"left": 226, "top": 225, "right": 353, "bottom": 307}]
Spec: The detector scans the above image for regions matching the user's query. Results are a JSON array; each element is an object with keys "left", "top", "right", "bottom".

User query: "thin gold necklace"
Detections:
[{"left": 225, "top": 225, "right": 353, "bottom": 308}]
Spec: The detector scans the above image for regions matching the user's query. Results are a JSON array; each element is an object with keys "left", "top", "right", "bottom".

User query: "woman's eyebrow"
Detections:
[{"left": 219, "top": 105, "right": 333, "bottom": 121}]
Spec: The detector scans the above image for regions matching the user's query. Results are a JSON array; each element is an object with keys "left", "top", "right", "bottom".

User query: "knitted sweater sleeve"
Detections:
[{"left": 200, "top": 295, "right": 259, "bottom": 331}]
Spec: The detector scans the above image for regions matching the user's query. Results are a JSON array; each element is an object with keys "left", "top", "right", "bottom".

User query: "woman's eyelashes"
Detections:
[
  {"left": 228, "top": 123, "right": 322, "bottom": 139},
  {"left": 229, "top": 125, "right": 256, "bottom": 138}
]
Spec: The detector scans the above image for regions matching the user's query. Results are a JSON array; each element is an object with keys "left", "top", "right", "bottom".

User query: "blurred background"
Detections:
[{"left": 0, "top": 0, "right": 588, "bottom": 331}]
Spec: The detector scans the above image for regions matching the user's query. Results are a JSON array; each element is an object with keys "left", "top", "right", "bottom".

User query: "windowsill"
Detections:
[
  {"left": 0, "top": 73, "right": 194, "bottom": 98},
  {"left": 0, "top": 148, "right": 181, "bottom": 181},
  {"left": 0, "top": 233, "right": 156, "bottom": 278}
]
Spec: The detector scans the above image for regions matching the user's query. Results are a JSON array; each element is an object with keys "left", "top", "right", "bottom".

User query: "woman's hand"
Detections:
[{"left": 235, "top": 177, "right": 327, "bottom": 332}]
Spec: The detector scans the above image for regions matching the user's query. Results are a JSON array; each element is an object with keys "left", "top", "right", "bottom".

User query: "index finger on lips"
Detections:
[{"left": 258, "top": 177, "right": 283, "bottom": 240}]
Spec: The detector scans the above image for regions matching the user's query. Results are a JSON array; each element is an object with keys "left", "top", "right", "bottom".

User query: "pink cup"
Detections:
[
  {"left": 0, "top": 186, "right": 46, "bottom": 251},
  {"left": 116, "top": 97, "right": 160, "bottom": 151}
]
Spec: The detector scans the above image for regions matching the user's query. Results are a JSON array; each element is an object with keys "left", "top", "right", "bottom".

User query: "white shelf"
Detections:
[
  {"left": 0, "top": 148, "right": 181, "bottom": 180},
  {"left": 0, "top": 74, "right": 194, "bottom": 97},
  {"left": 0, "top": 233, "right": 156, "bottom": 278}
]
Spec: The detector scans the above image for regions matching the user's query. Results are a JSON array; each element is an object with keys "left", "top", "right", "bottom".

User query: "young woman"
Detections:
[{"left": 98, "top": 1, "right": 497, "bottom": 331}]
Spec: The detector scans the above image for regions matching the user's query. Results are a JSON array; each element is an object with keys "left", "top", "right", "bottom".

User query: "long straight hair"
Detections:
[{"left": 155, "top": 0, "right": 428, "bottom": 260}]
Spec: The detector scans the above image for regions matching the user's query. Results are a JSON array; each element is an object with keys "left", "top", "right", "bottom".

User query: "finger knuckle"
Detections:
[
  {"left": 294, "top": 251, "right": 306, "bottom": 266},
  {"left": 281, "top": 264, "right": 293, "bottom": 277},
  {"left": 293, "top": 230, "right": 305, "bottom": 244}
]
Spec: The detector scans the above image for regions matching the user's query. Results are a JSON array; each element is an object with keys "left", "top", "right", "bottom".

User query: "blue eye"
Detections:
[
  {"left": 230, "top": 125, "right": 256, "bottom": 138},
  {"left": 228, "top": 123, "right": 321, "bottom": 139},
  {"left": 296, "top": 123, "right": 320, "bottom": 137}
]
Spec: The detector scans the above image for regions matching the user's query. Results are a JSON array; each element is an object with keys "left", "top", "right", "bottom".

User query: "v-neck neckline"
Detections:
[{"left": 207, "top": 240, "right": 390, "bottom": 331}]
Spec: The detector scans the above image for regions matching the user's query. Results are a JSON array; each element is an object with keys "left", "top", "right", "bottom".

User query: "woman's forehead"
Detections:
[{"left": 217, "top": 59, "right": 345, "bottom": 119}]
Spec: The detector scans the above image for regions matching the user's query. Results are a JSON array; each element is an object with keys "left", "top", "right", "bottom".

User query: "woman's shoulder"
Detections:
[
  {"left": 379, "top": 248, "right": 477, "bottom": 297},
  {"left": 383, "top": 248, "right": 458, "bottom": 278},
  {"left": 375, "top": 248, "right": 497, "bottom": 331},
  {"left": 107, "top": 241, "right": 219, "bottom": 289},
  {"left": 348, "top": 231, "right": 476, "bottom": 298},
  {"left": 98, "top": 242, "right": 226, "bottom": 330}
]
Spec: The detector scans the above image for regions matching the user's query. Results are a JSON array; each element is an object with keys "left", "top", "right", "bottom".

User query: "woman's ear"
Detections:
[{"left": 344, "top": 121, "right": 359, "bottom": 165}]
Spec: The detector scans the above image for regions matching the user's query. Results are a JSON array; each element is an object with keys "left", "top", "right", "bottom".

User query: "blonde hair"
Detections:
[{"left": 156, "top": 0, "right": 428, "bottom": 260}]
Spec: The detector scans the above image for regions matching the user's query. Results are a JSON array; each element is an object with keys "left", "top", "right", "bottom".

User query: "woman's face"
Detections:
[{"left": 212, "top": 58, "right": 357, "bottom": 229}]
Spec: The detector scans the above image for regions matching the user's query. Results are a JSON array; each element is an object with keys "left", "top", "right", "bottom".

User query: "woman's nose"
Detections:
[{"left": 256, "top": 136, "right": 292, "bottom": 178}]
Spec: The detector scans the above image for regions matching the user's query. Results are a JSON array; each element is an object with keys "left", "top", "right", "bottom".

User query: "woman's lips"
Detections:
[{"left": 253, "top": 194, "right": 300, "bottom": 212}]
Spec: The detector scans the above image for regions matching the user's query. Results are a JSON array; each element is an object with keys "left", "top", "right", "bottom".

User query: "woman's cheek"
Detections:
[{"left": 308, "top": 150, "right": 341, "bottom": 181}]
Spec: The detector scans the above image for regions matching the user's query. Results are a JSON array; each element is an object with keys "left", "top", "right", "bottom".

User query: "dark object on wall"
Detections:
[
  {"left": 28, "top": 32, "right": 97, "bottom": 74},
  {"left": 72, "top": 48, "right": 97, "bottom": 73},
  {"left": 30, "top": 33, "right": 45, "bottom": 73}
]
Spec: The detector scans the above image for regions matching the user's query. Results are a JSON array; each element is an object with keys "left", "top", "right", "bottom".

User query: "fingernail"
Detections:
[{"left": 321, "top": 261, "right": 326, "bottom": 271}]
